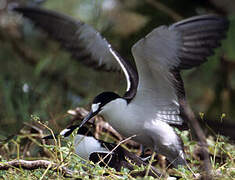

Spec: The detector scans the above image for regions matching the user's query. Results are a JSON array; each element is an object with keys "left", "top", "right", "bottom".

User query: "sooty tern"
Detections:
[
  {"left": 44, "top": 126, "right": 162, "bottom": 178},
  {"left": 14, "top": 6, "right": 229, "bottom": 167}
]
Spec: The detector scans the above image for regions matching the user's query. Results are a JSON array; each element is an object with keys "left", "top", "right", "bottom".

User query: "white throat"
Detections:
[
  {"left": 99, "top": 98, "right": 139, "bottom": 137},
  {"left": 99, "top": 98, "right": 127, "bottom": 117}
]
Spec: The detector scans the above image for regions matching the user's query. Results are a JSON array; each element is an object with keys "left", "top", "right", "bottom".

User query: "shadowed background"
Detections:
[{"left": 0, "top": 0, "right": 235, "bottom": 139}]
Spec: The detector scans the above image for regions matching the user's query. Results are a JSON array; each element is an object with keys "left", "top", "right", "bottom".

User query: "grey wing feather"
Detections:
[
  {"left": 133, "top": 14, "right": 229, "bottom": 71},
  {"left": 13, "top": 6, "right": 139, "bottom": 98},
  {"left": 13, "top": 6, "right": 121, "bottom": 71},
  {"left": 170, "top": 14, "right": 229, "bottom": 69},
  {"left": 132, "top": 14, "right": 228, "bottom": 125},
  {"left": 156, "top": 108, "right": 182, "bottom": 125}
]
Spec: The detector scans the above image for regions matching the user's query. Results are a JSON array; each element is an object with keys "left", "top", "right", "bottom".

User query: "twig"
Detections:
[
  {"left": 40, "top": 162, "right": 52, "bottom": 180},
  {"left": 97, "top": 134, "right": 136, "bottom": 165},
  {"left": 0, "top": 160, "right": 75, "bottom": 177},
  {"left": 145, "top": 151, "right": 156, "bottom": 177},
  {"left": 180, "top": 99, "right": 212, "bottom": 180}
]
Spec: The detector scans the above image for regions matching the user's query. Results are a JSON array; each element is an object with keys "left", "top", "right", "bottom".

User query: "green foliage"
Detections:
[
  {"left": 0, "top": 118, "right": 234, "bottom": 179},
  {"left": 0, "top": 0, "right": 235, "bottom": 178}
]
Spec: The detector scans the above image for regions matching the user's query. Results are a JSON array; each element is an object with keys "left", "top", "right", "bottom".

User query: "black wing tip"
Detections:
[
  {"left": 172, "top": 14, "right": 230, "bottom": 31},
  {"left": 223, "top": 17, "right": 230, "bottom": 31},
  {"left": 176, "top": 14, "right": 229, "bottom": 70},
  {"left": 212, "top": 14, "right": 230, "bottom": 31},
  {"left": 203, "top": 14, "right": 229, "bottom": 31}
]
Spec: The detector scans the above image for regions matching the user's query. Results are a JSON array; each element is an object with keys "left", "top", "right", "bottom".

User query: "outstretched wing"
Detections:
[
  {"left": 132, "top": 14, "right": 228, "bottom": 125},
  {"left": 170, "top": 14, "right": 228, "bottom": 69},
  {"left": 13, "top": 6, "right": 138, "bottom": 98}
]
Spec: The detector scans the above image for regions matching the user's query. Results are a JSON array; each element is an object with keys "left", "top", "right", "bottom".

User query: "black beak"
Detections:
[
  {"left": 79, "top": 110, "right": 97, "bottom": 128},
  {"left": 43, "top": 110, "right": 98, "bottom": 139}
]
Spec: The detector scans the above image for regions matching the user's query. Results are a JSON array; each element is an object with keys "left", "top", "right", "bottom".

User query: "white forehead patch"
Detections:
[{"left": 91, "top": 102, "right": 101, "bottom": 112}]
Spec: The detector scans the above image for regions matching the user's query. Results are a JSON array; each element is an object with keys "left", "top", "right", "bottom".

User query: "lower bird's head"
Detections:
[{"left": 79, "top": 91, "right": 121, "bottom": 128}]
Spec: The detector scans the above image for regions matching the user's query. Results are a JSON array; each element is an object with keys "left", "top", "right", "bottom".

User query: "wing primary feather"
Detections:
[
  {"left": 170, "top": 14, "right": 229, "bottom": 69},
  {"left": 180, "top": 47, "right": 214, "bottom": 57},
  {"left": 13, "top": 6, "right": 139, "bottom": 99},
  {"left": 131, "top": 14, "right": 228, "bottom": 125}
]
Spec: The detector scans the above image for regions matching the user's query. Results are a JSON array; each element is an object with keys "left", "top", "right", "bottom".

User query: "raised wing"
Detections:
[
  {"left": 13, "top": 6, "right": 138, "bottom": 99},
  {"left": 170, "top": 14, "right": 228, "bottom": 69},
  {"left": 132, "top": 14, "right": 228, "bottom": 125}
]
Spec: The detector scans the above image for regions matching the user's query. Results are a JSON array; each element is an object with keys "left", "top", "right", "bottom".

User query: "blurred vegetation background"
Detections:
[{"left": 0, "top": 0, "right": 235, "bottom": 140}]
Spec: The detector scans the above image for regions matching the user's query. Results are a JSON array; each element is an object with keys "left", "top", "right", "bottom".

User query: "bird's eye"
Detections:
[{"left": 91, "top": 102, "right": 101, "bottom": 112}]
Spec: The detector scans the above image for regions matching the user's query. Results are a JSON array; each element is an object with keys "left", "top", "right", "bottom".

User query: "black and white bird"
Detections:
[
  {"left": 13, "top": 6, "right": 229, "bottom": 167},
  {"left": 73, "top": 127, "right": 110, "bottom": 161},
  {"left": 44, "top": 126, "right": 162, "bottom": 178},
  {"left": 43, "top": 126, "right": 109, "bottom": 161}
]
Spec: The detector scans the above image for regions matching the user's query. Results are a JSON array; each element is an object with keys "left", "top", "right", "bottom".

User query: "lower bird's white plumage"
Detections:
[{"left": 74, "top": 134, "right": 109, "bottom": 160}]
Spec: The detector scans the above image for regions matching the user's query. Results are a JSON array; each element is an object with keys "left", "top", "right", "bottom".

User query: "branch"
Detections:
[
  {"left": 180, "top": 99, "right": 212, "bottom": 180},
  {"left": 97, "top": 135, "right": 137, "bottom": 164},
  {"left": 0, "top": 160, "right": 75, "bottom": 177}
]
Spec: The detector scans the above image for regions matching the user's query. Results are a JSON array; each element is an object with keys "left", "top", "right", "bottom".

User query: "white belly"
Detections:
[
  {"left": 100, "top": 98, "right": 154, "bottom": 146},
  {"left": 98, "top": 98, "right": 185, "bottom": 166}
]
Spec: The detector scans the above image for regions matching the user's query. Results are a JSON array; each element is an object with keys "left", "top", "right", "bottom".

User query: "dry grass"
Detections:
[{"left": 0, "top": 114, "right": 234, "bottom": 180}]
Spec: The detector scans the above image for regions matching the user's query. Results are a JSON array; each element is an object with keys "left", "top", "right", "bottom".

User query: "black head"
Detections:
[
  {"left": 43, "top": 92, "right": 120, "bottom": 139},
  {"left": 92, "top": 91, "right": 120, "bottom": 111},
  {"left": 79, "top": 91, "right": 120, "bottom": 128}
]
